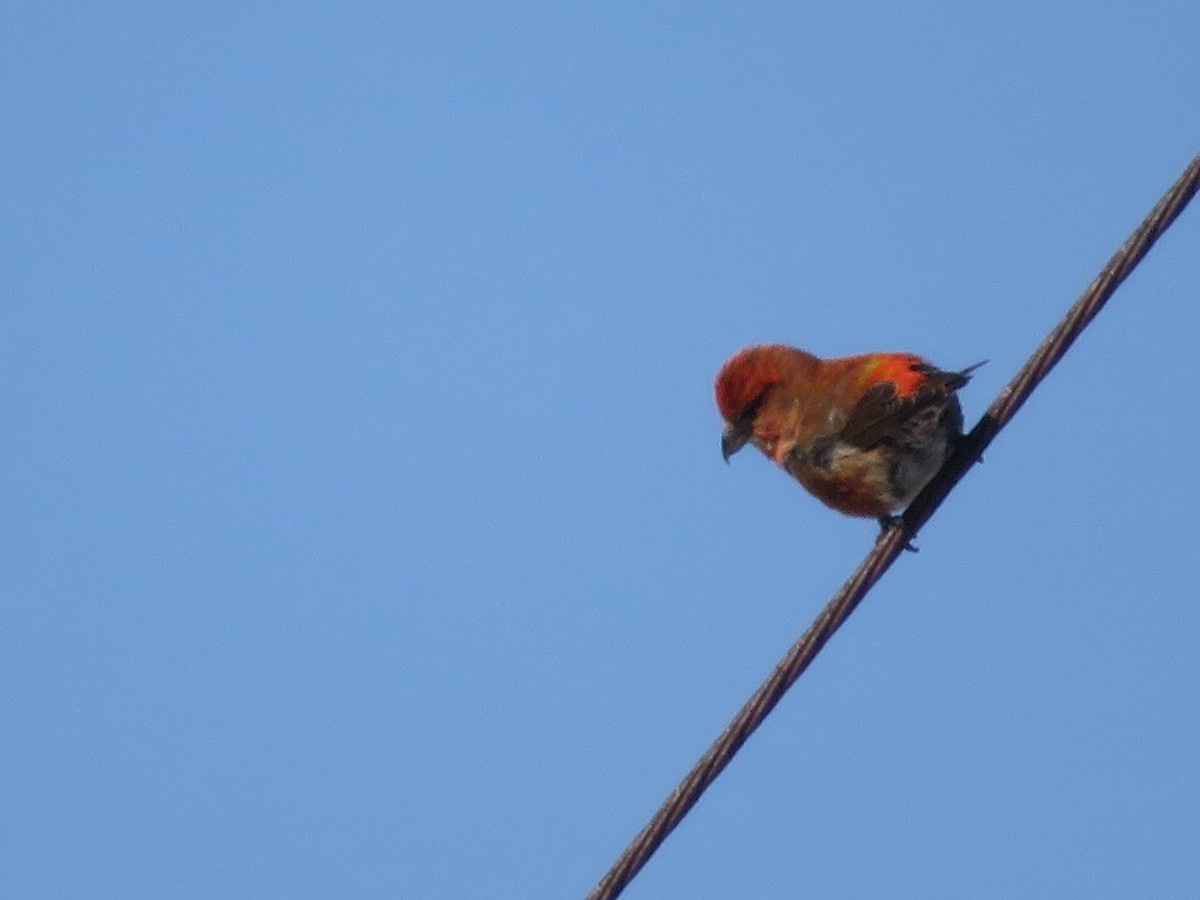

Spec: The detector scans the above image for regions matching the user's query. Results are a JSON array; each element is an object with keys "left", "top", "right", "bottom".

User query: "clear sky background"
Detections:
[{"left": 5, "top": 4, "right": 1200, "bottom": 898}]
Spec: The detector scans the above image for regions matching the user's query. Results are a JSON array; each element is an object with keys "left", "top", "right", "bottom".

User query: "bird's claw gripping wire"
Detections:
[{"left": 877, "top": 515, "right": 919, "bottom": 552}]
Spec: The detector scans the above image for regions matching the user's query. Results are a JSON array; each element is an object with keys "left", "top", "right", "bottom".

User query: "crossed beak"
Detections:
[{"left": 721, "top": 423, "right": 751, "bottom": 462}]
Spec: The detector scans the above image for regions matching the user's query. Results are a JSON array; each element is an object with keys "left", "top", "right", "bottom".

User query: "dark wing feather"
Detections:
[{"left": 837, "top": 364, "right": 971, "bottom": 451}]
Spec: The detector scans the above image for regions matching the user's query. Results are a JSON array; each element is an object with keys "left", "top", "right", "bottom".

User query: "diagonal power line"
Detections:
[{"left": 589, "top": 149, "right": 1200, "bottom": 900}]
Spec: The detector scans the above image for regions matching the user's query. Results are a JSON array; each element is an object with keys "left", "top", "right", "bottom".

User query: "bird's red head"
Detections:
[
  {"left": 714, "top": 344, "right": 818, "bottom": 424},
  {"left": 715, "top": 345, "right": 821, "bottom": 461}
]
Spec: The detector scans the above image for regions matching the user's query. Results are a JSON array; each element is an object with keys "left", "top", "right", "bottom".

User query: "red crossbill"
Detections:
[{"left": 715, "top": 344, "right": 978, "bottom": 530}]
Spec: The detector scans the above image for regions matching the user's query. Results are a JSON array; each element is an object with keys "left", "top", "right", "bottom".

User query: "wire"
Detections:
[{"left": 588, "top": 149, "right": 1200, "bottom": 900}]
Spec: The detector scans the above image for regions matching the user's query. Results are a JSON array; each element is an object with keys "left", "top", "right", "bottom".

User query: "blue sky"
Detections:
[{"left": 4, "top": 3, "right": 1200, "bottom": 897}]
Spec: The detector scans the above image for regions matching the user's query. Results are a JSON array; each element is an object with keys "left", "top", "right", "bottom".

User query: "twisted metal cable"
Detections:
[{"left": 589, "top": 149, "right": 1200, "bottom": 900}]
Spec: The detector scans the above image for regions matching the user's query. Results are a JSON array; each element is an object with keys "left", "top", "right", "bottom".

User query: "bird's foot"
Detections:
[
  {"left": 951, "top": 432, "right": 983, "bottom": 465},
  {"left": 877, "top": 514, "right": 918, "bottom": 552}
]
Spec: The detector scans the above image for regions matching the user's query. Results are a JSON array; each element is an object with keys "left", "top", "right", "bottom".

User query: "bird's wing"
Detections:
[{"left": 836, "top": 364, "right": 969, "bottom": 451}]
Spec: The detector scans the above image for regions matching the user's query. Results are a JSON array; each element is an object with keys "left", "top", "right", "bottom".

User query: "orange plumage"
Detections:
[{"left": 715, "top": 344, "right": 976, "bottom": 522}]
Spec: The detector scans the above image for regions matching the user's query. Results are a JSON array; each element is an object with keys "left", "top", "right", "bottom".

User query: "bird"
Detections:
[{"left": 715, "top": 344, "right": 979, "bottom": 535}]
